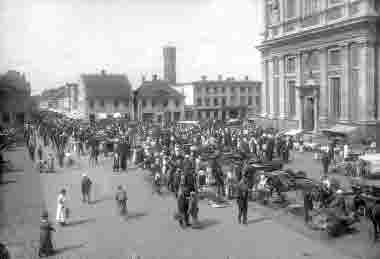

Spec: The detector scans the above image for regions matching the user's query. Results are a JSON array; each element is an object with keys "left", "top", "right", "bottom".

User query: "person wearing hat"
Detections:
[
  {"left": 39, "top": 211, "right": 55, "bottom": 257},
  {"left": 115, "top": 185, "right": 128, "bottom": 216},
  {"left": 81, "top": 173, "right": 93, "bottom": 204},
  {"left": 236, "top": 175, "right": 249, "bottom": 225},
  {"left": 0, "top": 243, "right": 10, "bottom": 259},
  {"left": 56, "top": 189, "right": 68, "bottom": 226},
  {"left": 188, "top": 191, "right": 199, "bottom": 227}
]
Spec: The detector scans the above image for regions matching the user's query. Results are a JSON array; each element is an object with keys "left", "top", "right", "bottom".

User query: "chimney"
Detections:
[
  {"left": 101, "top": 69, "right": 106, "bottom": 76},
  {"left": 201, "top": 75, "right": 207, "bottom": 81},
  {"left": 218, "top": 75, "right": 223, "bottom": 81},
  {"left": 245, "top": 75, "right": 249, "bottom": 81},
  {"left": 153, "top": 74, "right": 158, "bottom": 81}
]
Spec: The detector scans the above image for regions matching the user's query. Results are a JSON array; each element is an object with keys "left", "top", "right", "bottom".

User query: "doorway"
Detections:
[{"left": 303, "top": 96, "right": 314, "bottom": 131}]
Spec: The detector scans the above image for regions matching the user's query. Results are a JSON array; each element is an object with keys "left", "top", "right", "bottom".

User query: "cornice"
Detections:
[{"left": 257, "top": 16, "right": 379, "bottom": 51}]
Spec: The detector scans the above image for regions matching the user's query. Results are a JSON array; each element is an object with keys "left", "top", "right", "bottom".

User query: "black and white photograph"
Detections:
[{"left": 1, "top": 0, "right": 380, "bottom": 258}]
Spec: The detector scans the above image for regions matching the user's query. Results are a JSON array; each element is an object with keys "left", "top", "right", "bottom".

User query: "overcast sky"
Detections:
[{"left": 0, "top": 0, "right": 263, "bottom": 94}]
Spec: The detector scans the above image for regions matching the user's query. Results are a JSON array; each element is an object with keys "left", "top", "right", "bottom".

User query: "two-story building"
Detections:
[
  {"left": 136, "top": 75, "right": 185, "bottom": 122},
  {"left": 76, "top": 70, "right": 133, "bottom": 121},
  {"left": 257, "top": 0, "right": 380, "bottom": 136},
  {"left": 191, "top": 75, "right": 262, "bottom": 121},
  {"left": 0, "top": 70, "right": 31, "bottom": 126}
]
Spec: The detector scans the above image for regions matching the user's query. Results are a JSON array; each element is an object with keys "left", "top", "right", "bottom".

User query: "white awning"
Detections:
[
  {"left": 97, "top": 113, "right": 107, "bottom": 119},
  {"left": 321, "top": 125, "right": 358, "bottom": 136},
  {"left": 284, "top": 129, "right": 304, "bottom": 136},
  {"left": 113, "top": 113, "right": 122, "bottom": 118}
]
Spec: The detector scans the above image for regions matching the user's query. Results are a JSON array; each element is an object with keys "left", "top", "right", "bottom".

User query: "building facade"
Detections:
[
  {"left": 163, "top": 46, "right": 176, "bottom": 84},
  {"left": 0, "top": 71, "right": 31, "bottom": 126},
  {"left": 76, "top": 70, "right": 133, "bottom": 121},
  {"left": 257, "top": 0, "right": 380, "bottom": 136},
  {"left": 191, "top": 75, "right": 262, "bottom": 121},
  {"left": 136, "top": 75, "right": 185, "bottom": 122}
]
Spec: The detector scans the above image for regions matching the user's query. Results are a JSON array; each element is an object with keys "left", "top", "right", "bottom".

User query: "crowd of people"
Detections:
[{"left": 2, "top": 110, "right": 376, "bottom": 257}]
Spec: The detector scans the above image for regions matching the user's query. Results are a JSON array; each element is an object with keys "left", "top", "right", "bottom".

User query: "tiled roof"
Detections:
[
  {"left": 81, "top": 73, "right": 132, "bottom": 99},
  {"left": 136, "top": 80, "right": 184, "bottom": 99}
]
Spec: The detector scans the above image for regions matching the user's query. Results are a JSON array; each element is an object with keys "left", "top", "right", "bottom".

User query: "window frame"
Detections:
[
  {"left": 286, "top": 56, "right": 297, "bottom": 74},
  {"left": 328, "top": 48, "right": 342, "bottom": 66},
  {"left": 100, "top": 99, "right": 105, "bottom": 108}
]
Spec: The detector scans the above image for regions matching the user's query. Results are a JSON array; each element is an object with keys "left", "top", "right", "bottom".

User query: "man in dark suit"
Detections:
[
  {"left": 81, "top": 174, "right": 93, "bottom": 204},
  {"left": 177, "top": 188, "right": 190, "bottom": 227},
  {"left": 236, "top": 175, "right": 249, "bottom": 225}
]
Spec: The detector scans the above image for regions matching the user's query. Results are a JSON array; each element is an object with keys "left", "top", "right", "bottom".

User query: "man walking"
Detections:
[
  {"left": 115, "top": 185, "right": 128, "bottom": 216},
  {"left": 236, "top": 175, "right": 249, "bottom": 225},
  {"left": 81, "top": 174, "right": 92, "bottom": 204}
]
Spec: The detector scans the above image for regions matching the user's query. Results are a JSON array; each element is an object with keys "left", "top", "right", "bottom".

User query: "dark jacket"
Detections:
[
  {"left": 81, "top": 176, "right": 92, "bottom": 194},
  {"left": 236, "top": 180, "right": 249, "bottom": 208}
]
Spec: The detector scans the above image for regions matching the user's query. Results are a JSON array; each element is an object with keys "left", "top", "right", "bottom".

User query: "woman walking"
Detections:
[
  {"left": 56, "top": 189, "right": 68, "bottom": 226},
  {"left": 39, "top": 211, "right": 55, "bottom": 257}
]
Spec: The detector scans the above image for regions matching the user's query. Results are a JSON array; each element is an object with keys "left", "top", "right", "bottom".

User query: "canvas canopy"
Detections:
[{"left": 321, "top": 125, "right": 358, "bottom": 137}]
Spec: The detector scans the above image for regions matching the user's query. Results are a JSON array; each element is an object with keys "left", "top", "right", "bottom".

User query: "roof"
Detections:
[
  {"left": 0, "top": 70, "right": 31, "bottom": 93},
  {"left": 192, "top": 80, "right": 261, "bottom": 87},
  {"left": 136, "top": 80, "right": 184, "bottom": 99},
  {"left": 81, "top": 73, "right": 132, "bottom": 99}
]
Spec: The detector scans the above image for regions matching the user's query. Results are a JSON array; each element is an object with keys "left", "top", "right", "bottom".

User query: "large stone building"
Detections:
[
  {"left": 190, "top": 75, "right": 262, "bottom": 121},
  {"left": 136, "top": 75, "right": 185, "bottom": 122},
  {"left": 75, "top": 70, "right": 133, "bottom": 121},
  {"left": 257, "top": 0, "right": 380, "bottom": 135},
  {"left": 0, "top": 71, "right": 31, "bottom": 126}
]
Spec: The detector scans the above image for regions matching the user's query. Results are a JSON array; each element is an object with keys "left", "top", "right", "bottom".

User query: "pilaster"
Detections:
[
  {"left": 279, "top": 55, "right": 286, "bottom": 119},
  {"left": 340, "top": 43, "right": 351, "bottom": 122},
  {"left": 319, "top": 47, "right": 329, "bottom": 122},
  {"left": 296, "top": 52, "right": 303, "bottom": 129},
  {"left": 261, "top": 60, "right": 268, "bottom": 117},
  {"left": 359, "top": 41, "right": 376, "bottom": 122},
  {"left": 268, "top": 58, "right": 275, "bottom": 119}
]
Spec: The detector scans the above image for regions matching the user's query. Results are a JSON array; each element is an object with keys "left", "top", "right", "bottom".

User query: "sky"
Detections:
[{"left": 0, "top": 0, "right": 264, "bottom": 94}]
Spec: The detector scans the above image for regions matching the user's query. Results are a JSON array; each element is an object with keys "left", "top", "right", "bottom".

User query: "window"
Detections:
[
  {"left": 329, "top": 49, "right": 341, "bottom": 66},
  {"left": 206, "top": 87, "right": 210, "bottom": 94},
  {"left": 214, "top": 87, "right": 218, "bottom": 94},
  {"left": 255, "top": 96, "right": 261, "bottom": 112},
  {"left": 114, "top": 99, "right": 119, "bottom": 108},
  {"left": 205, "top": 98, "right": 210, "bottom": 106},
  {"left": 328, "top": 0, "right": 343, "bottom": 6},
  {"left": 142, "top": 100, "right": 147, "bottom": 108},
  {"left": 222, "top": 97, "right": 226, "bottom": 106},
  {"left": 240, "top": 96, "right": 246, "bottom": 105},
  {"left": 175, "top": 100, "right": 180, "bottom": 107},
  {"left": 288, "top": 81, "right": 296, "bottom": 116},
  {"left": 331, "top": 78, "right": 341, "bottom": 118},
  {"left": 151, "top": 100, "right": 156, "bottom": 108},
  {"left": 163, "top": 99, "right": 168, "bottom": 107},
  {"left": 248, "top": 87, "right": 252, "bottom": 93},
  {"left": 124, "top": 100, "right": 129, "bottom": 107},
  {"left": 248, "top": 96, "right": 253, "bottom": 105},
  {"left": 206, "top": 111, "right": 210, "bottom": 119},
  {"left": 221, "top": 87, "right": 226, "bottom": 93},
  {"left": 198, "top": 111, "right": 202, "bottom": 119},
  {"left": 286, "top": 57, "right": 296, "bottom": 73},
  {"left": 214, "top": 111, "right": 218, "bottom": 118},
  {"left": 100, "top": 100, "right": 105, "bottom": 107},
  {"left": 2, "top": 112, "right": 10, "bottom": 123},
  {"left": 230, "top": 87, "right": 235, "bottom": 93},
  {"left": 197, "top": 98, "right": 202, "bottom": 106},
  {"left": 230, "top": 96, "right": 236, "bottom": 105},
  {"left": 240, "top": 87, "right": 246, "bottom": 93},
  {"left": 285, "top": 0, "right": 296, "bottom": 19},
  {"left": 89, "top": 100, "right": 94, "bottom": 109},
  {"left": 303, "top": 0, "right": 320, "bottom": 17},
  {"left": 214, "top": 98, "right": 219, "bottom": 106}
]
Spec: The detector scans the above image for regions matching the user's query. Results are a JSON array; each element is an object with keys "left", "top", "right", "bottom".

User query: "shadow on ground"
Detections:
[
  {"left": 65, "top": 218, "right": 96, "bottom": 227},
  {"left": 126, "top": 212, "right": 148, "bottom": 221},
  {"left": 247, "top": 216, "right": 272, "bottom": 225},
  {"left": 54, "top": 243, "right": 86, "bottom": 255},
  {"left": 195, "top": 218, "right": 220, "bottom": 230}
]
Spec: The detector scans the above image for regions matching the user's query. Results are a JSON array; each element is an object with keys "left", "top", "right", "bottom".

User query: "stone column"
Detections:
[
  {"left": 340, "top": 43, "right": 351, "bottom": 121},
  {"left": 296, "top": 52, "right": 303, "bottom": 129},
  {"left": 313, "top": 90, "right": 320, "bottom": 133},
  {"left": 359, "top": 41, "right": 376, "bottom": 122},
  {"left": 261, "top": 60, "right": 268, "bottom": 117},
  {"left": 319, "top": 47, "right": 329, "bottom": 123},
  {"left": 279, "top": 55, "right": 286, "bottom": 119},
  {"left": 268, "top": 58, "right": 274, "bottom": 119}
]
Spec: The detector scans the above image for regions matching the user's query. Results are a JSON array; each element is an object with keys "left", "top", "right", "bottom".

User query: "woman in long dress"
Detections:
[
  {"left": 39, "top": 211, "right": 55, "bottom": 257},
  {"left": 56, "top": 189, "right": 68, "bottom": 226}
]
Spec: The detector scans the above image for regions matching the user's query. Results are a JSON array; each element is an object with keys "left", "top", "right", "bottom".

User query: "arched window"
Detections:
[{"left": 114, "top": 99, "right": 119, "bottom": 108}]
